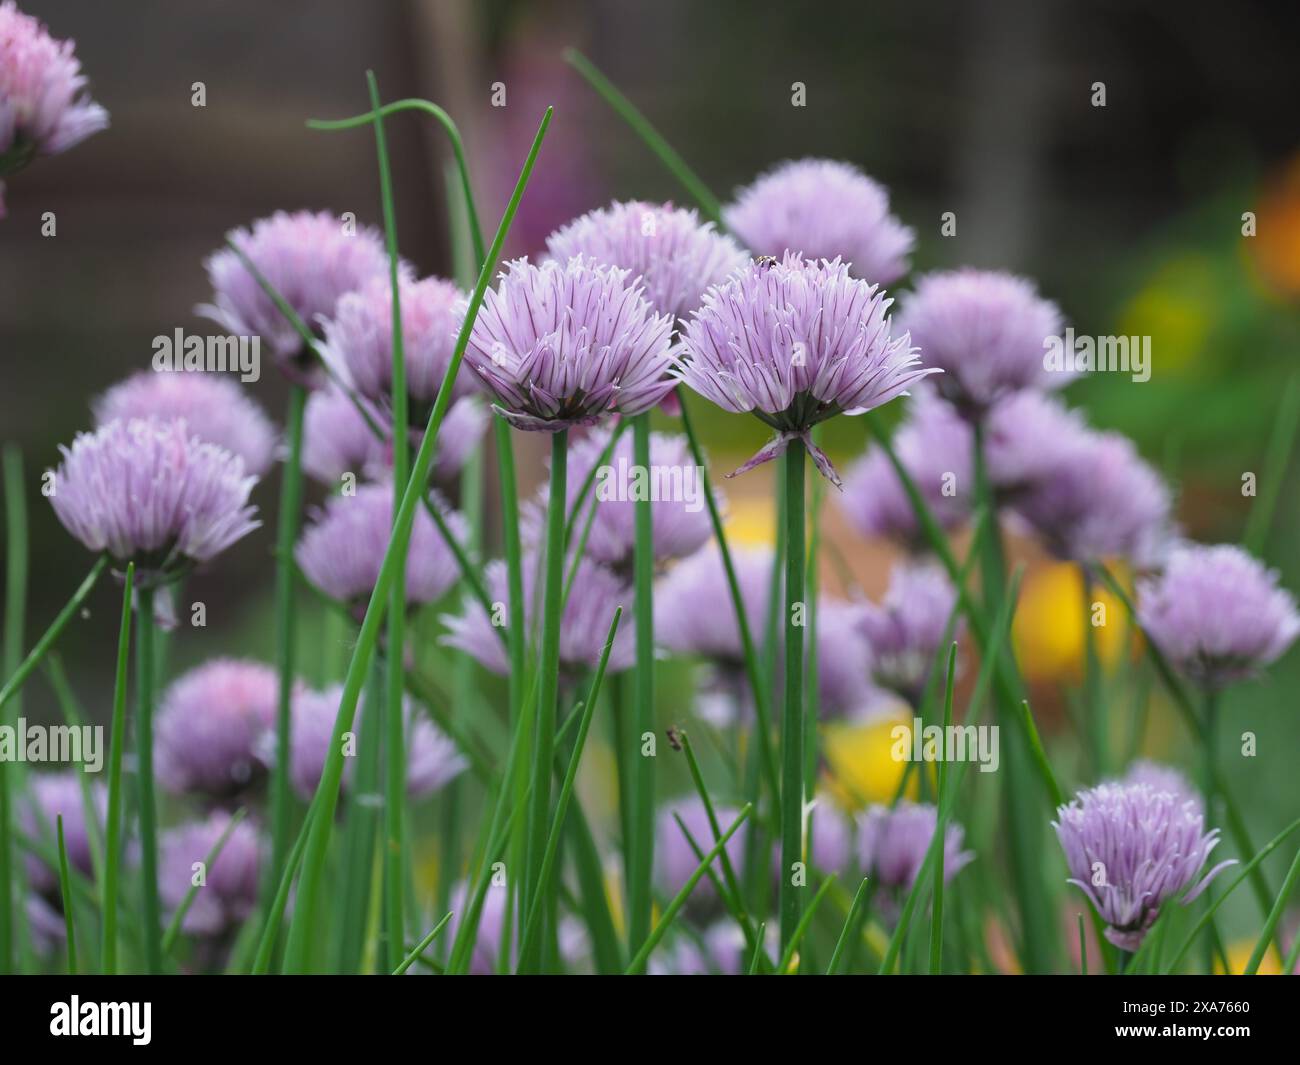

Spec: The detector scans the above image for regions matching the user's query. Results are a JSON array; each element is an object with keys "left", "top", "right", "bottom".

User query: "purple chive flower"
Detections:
[
  {"left": 159, "top": 812, "right": 261, "bottom": 937},
  {"left": 20, "top": 770, "right": 105, "bottom": 894},
  {"left": 982, "top": 389, "right": 1088, "bottom": 497},
  {"left": 199, "top": 210, "right": 389, "bottom": 383},
  {"left": 1116, "top": 759, "right": 1200, "bottom": 811},
  {"left": 49, "top": 417, "right": 260, "bottom": 580},
  {"left": 295, "top": 482, "right": 466, "bottom": 613},
  {"left": 446, "top": 880, "right": 514, "bottom": 975},
  {"left": 0, "top": 1, "right": 108, "bottom": 215},
  {"left": 440, "top": 552, "right": 634, "bottom": 677},
  {"left": 655, "top": 798, "right": 750, "bottom": 907},
  {"left": 1010, "top": 428, "right": 1172, "bottom": 566},
  {"left": 322, "top": 273, "right": 474, "bottom": 408},
  {"left": 724, "top": 159, "right": 914, "bottom": 287},
  {"left": 280, "top": 684, "right": 465, "bottom": 802},
  {"left": 92, "top": 371, "right": 277, "bottom": 478},
  {"left": 462, "top": 255, "right": 676, "bottom": 432},
  {"left": 857, "top": 562, "right": 961, "bottom": 701},
  {"left": 301, "top": 386, "right": 486, "bottom": 490},
  {"left": 546, "top": 200, "right": 748, "bottom": 320},
  {"left": 897, "top": 269, "right": 1065, "bottom": 417},
  {"left": 840, "top": 387, "right": 972, "bottom": 544},
  {"left": 654, "top": 544, "right": 774, "bottom": 665},
  {"left": 858, "top": 801, "right": 973, "bottom": 891},
  {"left": 527, "top": 425, "right": 715, "bottom": 571},
  {"left": 1054, "top": 782, "right": 1235, "bottom": 951},
  {"left": 649, "top": 922, "right": 777, "bottom": 976},
  {"left": 155, "top": 659, "right": 278, "bottom": 799},
  {"left": 1137, "top": 544, "right": 1300, "bottom": 688},
  {"left": 675, "top": 253, "right": 936, "bottom": 486},
  {"left": 301, "top": 386, "right": 387, "bottom": 485},
  {"left": 816, "top": 599, "right": 877, "bottom": 719}
]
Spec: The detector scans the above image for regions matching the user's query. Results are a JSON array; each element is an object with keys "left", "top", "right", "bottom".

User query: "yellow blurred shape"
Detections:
[
  {"left": 822, "top": 708, "right": 917, "bottom": 809},
  {"left": 1012, "top": 562, "right": 1129, "bottom": 684},
  {"left": 1114, "top": 257, "right": 1216, "bottom": 375},
  {"left": 724, "top": 494, "right": 777, "bottom": 547},
  {"left": 1216, "top": 939, "right": 1287, "bottom": 975}
]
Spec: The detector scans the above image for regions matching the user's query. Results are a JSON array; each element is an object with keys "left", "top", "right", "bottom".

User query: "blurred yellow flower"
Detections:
[
  {"left": 1115, "top": 257, "right": 1216, "bottom": 376},
  {"left": 1012, "top": 562, "right": 1130, "bottom": 684},
  {"left": 724, "top": 494, "right": 777, "bottom": 547},
  {"left": 822, "top": 706, "right": 920, "bottom": 809},
  {"left": 1216, "top": 939, "right": 1287, "bottom": 975}
]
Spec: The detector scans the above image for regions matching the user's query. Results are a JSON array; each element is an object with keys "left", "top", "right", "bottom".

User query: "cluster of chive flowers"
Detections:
[{"left": 23, "top": 78, "right": 1300, "bottom": 976}]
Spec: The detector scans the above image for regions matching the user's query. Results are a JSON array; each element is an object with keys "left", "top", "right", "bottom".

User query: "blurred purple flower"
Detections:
[
  {"left": 1009, "top": 428, "right": 1172, "bottom": 566},
  {"left": 526, "top": 425, "right": 715, "bottom": 572},
  {"left": 199, "top": 210, "right": 389, "bottom": 382},
  {"left": 1054, "top": 782, "right": 1234, "bottom": 951},
  {"left": 897, "top": 269, "right": 1064, "bottom": 416},
  {"left": 20, "top": 770, "right": 105, "bottom": 894},
  {"left": 440, "top": 552, "right": 633, "bottom": 677},
  {"left": 279, "top": 684, "right": 465, "bottom": 802},
  {"left": 1137, "top": 544, "right": 1300, "bottom": 688},
  {"left": 675, "top": 253, "right": 935, "bottom": 486},
  {"left": 463, "top": 256, "right": 676, "bottom": 431},
  {"left": 840, "top": 388, "right": 972, "bottom": 543},
  {"left": 321, "top": 273, "right": 473, "bottom": 409},
  {"left": 654, "top": 544, "right": 773, "bottom": 665},
  {"left": 155, "top": 658, "right": 278, "bottom": 799},
  {"left": 0, "top": 1, "right": 108, "bottom": 214},
  {"left": 983, "top": 390, "right": 1088, "bottom": 497},
  {"left": 655, "top": 798, "right": 749, "bottom": 907},
  {"left": 546, "top": 200, "right": 747, "bottom": 320},
  {"left": 159, "top": 812, "right": 262, "bottom": 937},
  {"left": 857, "top": 562, "right": 960, "bottom": 701},
  {"left": 816, "top": 599, "right": 877, "bottom": 718},
  {"left": 93, "top": 371, "right": 277, "bottom": 478},
  {"left": 858, "top": 801, "right": 973, "bottom": 891},
  {"left": 48, "top": 417, "right": 259, "bottom": 580},
  {"left": 724, "top": 159, "right": 914, "bottom": 286},
  {"left": 1115, "top": 759, "right": 1200, "bottom": 812},
  {"left": 295, "top": 482, "right": 466, "bottom": 612}
]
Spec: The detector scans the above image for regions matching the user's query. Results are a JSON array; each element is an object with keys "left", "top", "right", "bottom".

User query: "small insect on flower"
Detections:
[
  {"left": 0, "top": 1, "right": 109, "bottom": 216},
  {"left": 725, "top": 159, "right": 915, "bottom": 287},
  {"left": 48, "top": 417, "right": 260, "bottom": 586}
]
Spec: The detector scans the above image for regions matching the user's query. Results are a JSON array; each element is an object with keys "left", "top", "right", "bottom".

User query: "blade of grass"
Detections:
[
  {"left": 624, "top": 804, "right": 753, "bottom": 973},
  {"left": 627, "top": 413, "right": 656, "bottom": 967},
  {"left": 55, "top": 815, "right": 77, "bottom": 973},
  {"left": 134, "top": 583, "right": 162, "bottom": 972},
  {"left": 1243, "top": 842, "right": 1300, "bottom": 975},
  {"left": 748, "top": 922, "right": 767, "bottom": 974},
  {"left": 1244, "top": 372, "right": 1300, "bottom": 553},
  {"left": 365, "top": 69, "right": 412, "bottom": 976},
  {"left": 826, "top": 877, "right": 870, "bottom": 975},
  {"left": 778, "top": 874, "right": 835, "bottom": 973},
  {"left": 250, "top": 795, "right": 317, "bottom": 975},
  {"left": 1164, "top": 816, "right": 1300, "bottom": 973},
  {"left": 161, "top": 808, "right": 247, "bottom": 954},
  {"left": 100, "top": 561, "right": 134, "bottom": 973},
  {"left": 0, "top": 444, "right": 27, "bottom": 972},
  {"left": 282, "top": 107, "right": 551, "bottom": 973},
  {"left": 928, "top": 643, "right": 958, "bottom": 974},
  {"left": 518, "top": 608, "right": 622, "bottom": 969},
  {"left": 393, "top": 911, "right": 453, "bottom": 975},
  {"left": 0, "top": 555, "right": 107, "bottom": 714},
  {"left": 563, "top": 49, "right": 724, "bottom": 226}
]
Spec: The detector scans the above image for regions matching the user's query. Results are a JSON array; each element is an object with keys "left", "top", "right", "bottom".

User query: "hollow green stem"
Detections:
[
  {"left": 269, "top": 383, "right": 306, "bottom": 902},
  {"left": 135, "top": 584, "right": 162, "bottom": 972},
  {"left": 55, "top": 816, "right": 76, "bottom": 973},
  {"left": 101, "top": 561, "right": 134, "bottom": 974},
  {"left": 778, "top": 439, "right": 806, "bottom": 954}
]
